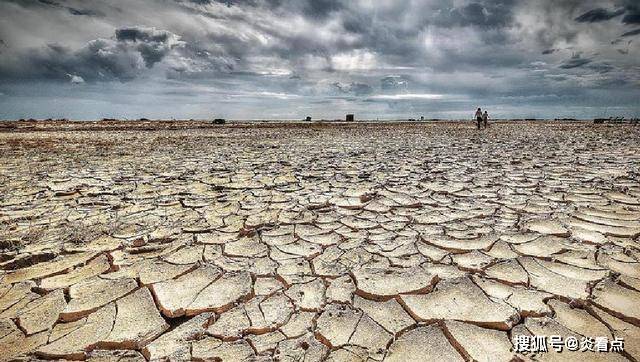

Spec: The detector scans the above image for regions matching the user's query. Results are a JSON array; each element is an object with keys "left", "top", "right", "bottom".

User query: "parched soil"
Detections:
[{"left": 1, "top": 121, "right": 639, "bottom": 361}]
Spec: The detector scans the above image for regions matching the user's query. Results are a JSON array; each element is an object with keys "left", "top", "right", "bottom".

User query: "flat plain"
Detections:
[{"left": 1, "top": 120, "right": 639, "bottom": 361}]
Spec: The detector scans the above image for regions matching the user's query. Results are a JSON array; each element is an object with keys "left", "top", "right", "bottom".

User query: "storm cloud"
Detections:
[
  {"left": 575, "top": 8, "right": 625, "bottom": 23},
  {"left": 1, "top": 26, "right": 183, "bottom": 82},
  {"left": 559, "top": 54, "right": 593, "bottom": 69},
  {"left": 621, "top": 28, "right": 640, "bottom": 37},
  {"left": 0, "top": 0, "right": 639, "bottom": 119}
]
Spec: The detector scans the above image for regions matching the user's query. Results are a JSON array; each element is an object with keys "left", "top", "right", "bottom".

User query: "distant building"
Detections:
[
  {"left": 305, "top": 116, "right": 312, "bottom": 122},
  {"left": 346, "top": 114, "right": 355, "bottom": 122},
  {"left": 214, "top": 118, "right": 226, "bottom": 124}
]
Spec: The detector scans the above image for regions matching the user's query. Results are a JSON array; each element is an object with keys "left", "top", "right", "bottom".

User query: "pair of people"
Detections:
[{"left": 474, "top": 108, "right": 489, "bottom": 129}]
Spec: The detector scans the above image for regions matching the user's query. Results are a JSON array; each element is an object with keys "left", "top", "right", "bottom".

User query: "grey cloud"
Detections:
[
  {"left": 428, "top": 1, "right": 516, "bottom": 28},
  {"left": 1, "top": 26, "right": 183, "bottom": 82},
  {"left": 115, "top": 27, "right": 174, "bottom": 43},
  {"left": 115, "top": 27, "right": 184, "bottom": 67},
  {"left": 623, "top": 13, "right": 640, "bottom": 24},
  {"left": 37, "top": 41, "right": 145, "bottom": 81},
  {"left": 380, "top": 76, "right": 409, "bottom": 92},
  {"left": 332, "top": 82, "right": 373, "bottom": 96},
  {"left": 66, "top": 7, "right": 101, "bottom": 17},
  {"left": 559, "top": 54, "right": 592, "bottom": 69},
  {"left": 197, "top": 0, "right": 342, "bottom": 19},
  {"left": 574, "top": 8, "right": 625, "bottom": 23},
  {"left": 68, "top": 74, "right": 85, "bottom": 84},
  {"left": 186, "top": 0, "right": 217, "bottom": 4},
  {"left": 621, "top": 2, "right": 640, "bottom": 24},
  {"left": 8, "top": 0, "right": 102, "bottom": 17},
  {"left": 545, "top": 74, "right": 569, "bottom": 82},
  {"left": 179, "top": 0, "right": 519, "bottom": 74},
  {"left": 621, "top": 28, "right": 640, "bottom": 37},
  {"left": 587, "top": 62, "right": 615, "bottom": 73},
  {"left": 302, "top": 0, "right": 343, "bottom": 19}
]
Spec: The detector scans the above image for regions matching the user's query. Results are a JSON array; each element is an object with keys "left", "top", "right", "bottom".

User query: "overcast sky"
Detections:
[{"left": 1, "top": 0, "right": 639, "bottom": 120}]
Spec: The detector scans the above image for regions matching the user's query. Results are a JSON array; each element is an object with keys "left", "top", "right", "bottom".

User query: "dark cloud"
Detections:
[
  {"left": 574, "top": 8, "right": 625, "bottom": 23},
  {"left": 115, "top": 27, "right": 172, "bottom": 43},
  {"left": 621, "top": 28, "right": 640, "bottom": 37},
  {"left": 66, "top": 7, "right": 101, "bottom": 17},
  {"left": 559, "top": 54, "right": 592, "bottom": 69},
  {"left": 187, "top": 0, "right": 216, "bottom": 4},
  {"left": 193, "top": 0, "right": 342, "bottom": 18},
  {"left": 302, "top": 0, "right": 343, "bottom": 19},
  {"left": 7, "top": 0, "right": 102, "bottom": 17},
  {"left": 460, "top": 3, "right": 487, "bottom": 23},
  {"left": 621, "top": 2, "right": 640, "bottom": 24},
  {"left": 1, "top": 27, "right": 183, "bottom": 82},
  {"left": 430, "top": 1, "right": 515, "bottom": 28},
  {"left": 546, "top": 74, "right": 569, "bottom": 82},
  {"left": 623, "top": 13, "right": 640, "bottom": 24},
  {"left": 587, "top": 62, "right": 614, "bottom": 73},
  {"left": 115, "top": 27, "right": 184, "bottom": 67}
]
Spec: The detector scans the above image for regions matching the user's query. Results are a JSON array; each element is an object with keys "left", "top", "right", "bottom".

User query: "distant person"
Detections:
[
  {"left": 475, "top": 108, "right": 483, "bottom": 130},
  {"left": 483, "top": 110, "right": 489, "bottom": 128}
]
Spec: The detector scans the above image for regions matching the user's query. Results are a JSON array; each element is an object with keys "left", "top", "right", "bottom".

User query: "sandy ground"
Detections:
[{"left": 0, "top": 121, "right": 639, "bottom": 361}]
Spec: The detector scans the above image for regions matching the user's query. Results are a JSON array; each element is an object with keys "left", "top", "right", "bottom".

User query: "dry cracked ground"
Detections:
[{"left": 0, "top": 121, "right": 639, "bottom": 362}]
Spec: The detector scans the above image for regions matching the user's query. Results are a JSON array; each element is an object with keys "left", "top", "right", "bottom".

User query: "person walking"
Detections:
[
  {"left": 475, "top": 108, "right": 483, "bottom": 130},
  {"left": 482, "top": 110, "right": 489, "bottom": 128}
]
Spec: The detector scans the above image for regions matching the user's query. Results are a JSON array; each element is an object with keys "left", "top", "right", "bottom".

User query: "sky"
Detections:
[{"left": 0, "top": 0, "right": 639, "bottom": 120}]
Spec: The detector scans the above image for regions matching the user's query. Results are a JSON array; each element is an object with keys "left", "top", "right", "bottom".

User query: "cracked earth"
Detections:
[{"left": 0, "top": 121, "right": 639, "bottom": 361}]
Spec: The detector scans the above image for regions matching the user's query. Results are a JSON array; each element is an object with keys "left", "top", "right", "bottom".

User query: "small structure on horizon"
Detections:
[
  {"left": 346, "top": 114, "right": 355, "bottom": 122},
  {"left": 305, "top": 116, "right": 312, "bottom": 122},
  {"left": 214, "top": 118, "right": 226, "bottom": 124}
]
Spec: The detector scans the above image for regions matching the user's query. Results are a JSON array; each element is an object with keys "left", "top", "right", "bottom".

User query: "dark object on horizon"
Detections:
[
  {"left": 594, "top": 119, "right": 605, "bottom": 124},
  {"left": 525, "top": 118, "right": 537, "bottom": 121},
  {"left": 346, "top": 114, "right": 355, "bottom": 122},
  {"left": 139, "top": 118, "right": 150, "bottom": 121},
  {"left": 101, "top": 118, "right": 118, "bottom": 122},
  {"left": 421, "top": 116, "right": 425, "bottom": 121},
  {"left": 305, "top": 116, "right": 312, "bottom": 122},
  {"left": 408, "top": 118, "right": 416, "bottom": 122},
  {"left": 213, "top": 118, "right": 226, "bottom": 124}
]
